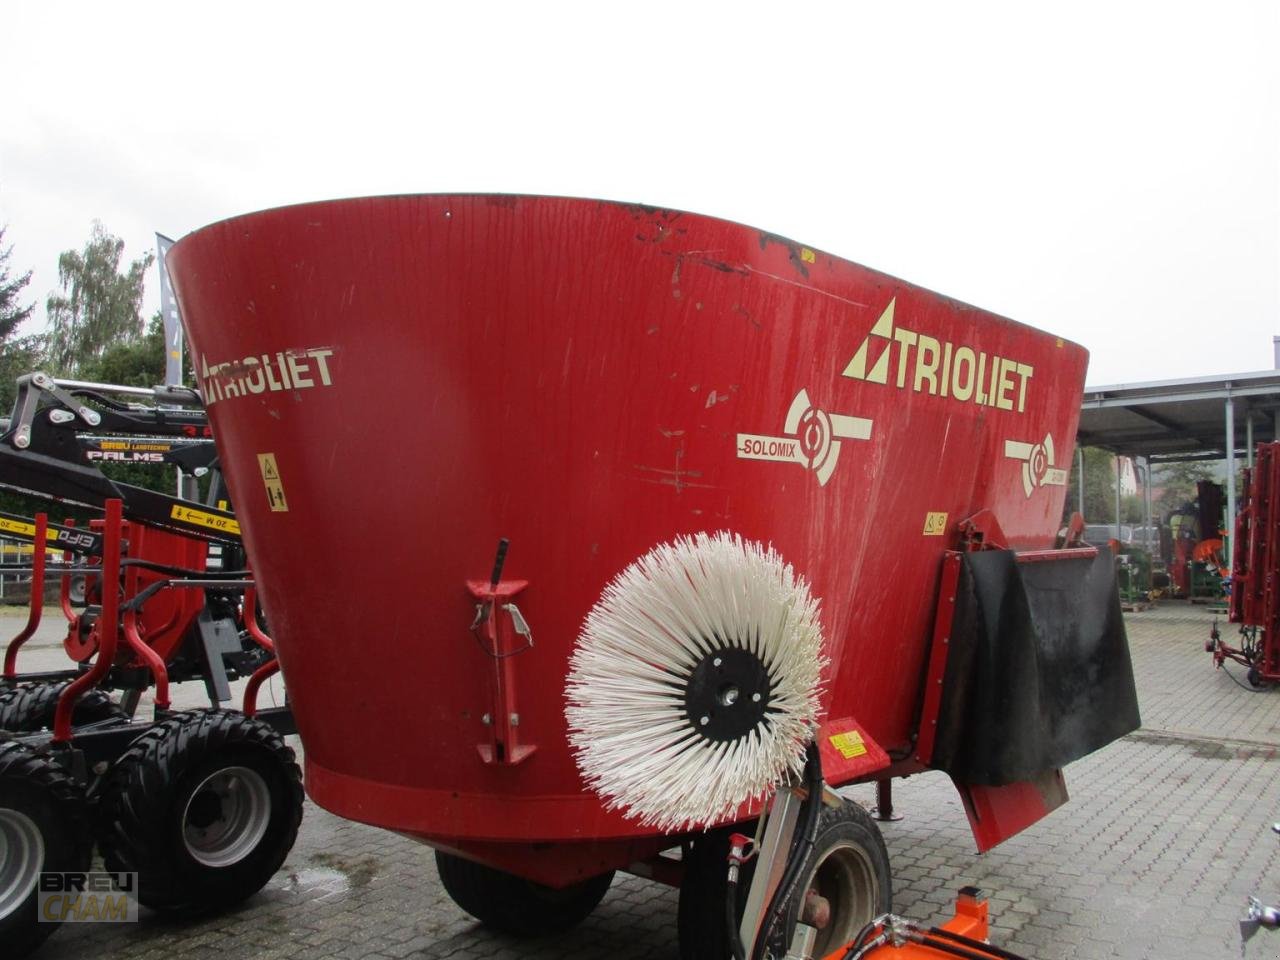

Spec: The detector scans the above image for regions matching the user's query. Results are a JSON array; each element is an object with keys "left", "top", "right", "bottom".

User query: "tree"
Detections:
[
  {"left": 1153, "top": 459, "right": 1219, "bottom": 519},
  {"left": 77, "top": 313, "right": 166, "bottom": 387},
  {"left": 0, "top": 334, "right": 47, "bottom": 418},
  {"left": 45, "top": 222, "right": 153, "bottom": 376},
  {"left": 0, "top": 225, "right": 34, "bottom": 343},
  {"left": 1062, "top": 446, "right": 1124, "bottom": 525}
]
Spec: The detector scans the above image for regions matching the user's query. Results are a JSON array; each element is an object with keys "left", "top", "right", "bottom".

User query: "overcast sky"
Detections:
[{"left": 3, "top": 1, "right": 1276, "bottom": 386}]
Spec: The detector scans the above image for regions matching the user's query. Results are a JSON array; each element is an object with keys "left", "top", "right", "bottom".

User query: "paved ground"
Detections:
[{"left": 4, "top": 601, "right": 1279, "bottom": 959}]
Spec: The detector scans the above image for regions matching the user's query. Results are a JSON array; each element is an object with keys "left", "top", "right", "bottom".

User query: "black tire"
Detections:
[
  {"left": 793, "top": 800, "right": 892, "bottom": 959},
  {"left": 0, "top": 681, "right": 127, "bottom": 734},
  {"left": 0, "top": 741, "right": 93, "bottom": 959},
  {"left": 95, "top": 710, "right": 303, "bottom": 911},
  {"left": 677, "top": 801, "right": 891, "bottom": 960},
  {"left": 434, "top": 850, "right": 613, "bottom": 936}
]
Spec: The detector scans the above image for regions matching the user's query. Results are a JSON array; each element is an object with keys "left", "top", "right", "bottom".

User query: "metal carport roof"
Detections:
[{"left": 1078, "top": 368, "right": 1280, "bottom": 463}]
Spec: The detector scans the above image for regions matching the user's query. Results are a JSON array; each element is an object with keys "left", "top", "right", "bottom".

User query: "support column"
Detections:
[
  {"left": 1246, "top": 412, "right": 1254, "bottom": 469},
  {"left": 1078, "top": 447, "right": 1085, "bottom": 516},
  {"left": 1144, "top": 456, "right": 1153, "bottom": 548},
  {"left": 1225, "top": 396, "right": 1236, "bottom": 573},
  {"left": 1115, "top": 453, "right": 1123, "bottom": 540},
  {"left": 871, "top": 778, "right": 903, "bottom": 822}
]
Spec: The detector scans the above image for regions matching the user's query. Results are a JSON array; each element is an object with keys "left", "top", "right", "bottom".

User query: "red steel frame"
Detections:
[
  {"left": 1, "top": 499, "right": 273, "bottom": 738},
  {"left": 1213, "top": 442, "right": 1280, "bottom": 681},
  {"left": 53, "top": 499, "right": 122, "bottom": 742},
  {"left": 242, "top": 584, "right": 281, "bottom": 717},
  {"left": 2, "top": 513, "right": 47, "bottom": 679}
]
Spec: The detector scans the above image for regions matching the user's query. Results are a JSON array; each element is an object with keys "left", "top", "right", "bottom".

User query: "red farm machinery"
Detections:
[
  {"left": 2, "top": 195, "right": 1141, "bottom": 960},
  {"left": 0, "top": 373, "right": 301, "bottom": 957},
  {"left": 1209, "top": 441, "right": 1280, "bottom": 686},
  {"left": 159, "top": 195, "right": 1137, "bottom": 960}
]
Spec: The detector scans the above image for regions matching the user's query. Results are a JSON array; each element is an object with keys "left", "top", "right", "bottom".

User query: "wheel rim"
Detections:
[
  {"left": 0, "top": 808, "right": 44, "bottom": 921},
  {"left": 801, "top": 838, "right": 879, "bottom": 958},
  {"left": 182, "top": 766, "right": 271, "bottom": 868}
]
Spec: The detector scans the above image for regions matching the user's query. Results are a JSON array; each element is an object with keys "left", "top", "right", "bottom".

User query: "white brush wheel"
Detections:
[{"left": 565, "top": 531, "right": 827, "bottom": 832}]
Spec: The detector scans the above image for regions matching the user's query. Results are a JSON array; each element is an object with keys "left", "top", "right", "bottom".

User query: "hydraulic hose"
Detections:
[
  {"left": 912, "top": 934, "right": 1021, "bottom": 960},
  {"left": 926, "top": 927, "right": 1029, "bottom": 960},
  {"left": 728, "top": 878, "right": 747, "bottom": 960},
  {"left": 751, "top": 741, "right": 824, "bottom": 960}
]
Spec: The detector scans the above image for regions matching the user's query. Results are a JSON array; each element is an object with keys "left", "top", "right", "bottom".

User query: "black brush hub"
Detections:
[{"left": 683, "top": 646, "right": 772, "bottom": 742}]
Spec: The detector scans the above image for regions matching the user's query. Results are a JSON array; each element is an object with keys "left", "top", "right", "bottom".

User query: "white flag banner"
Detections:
[{"left": 156, "top": 233, "right": 183, "bottom": 386}]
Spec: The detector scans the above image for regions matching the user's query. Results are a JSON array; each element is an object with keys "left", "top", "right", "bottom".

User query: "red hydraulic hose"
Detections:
[
  {"left": 53, "top": 500, "right": 122, "bottom": 742},
  {"left": 242, "top": 658, "right": 280, "bottom": 718},
  {"left": 57, "top": 518, "right": 79, "bottom": 624},
  {"left": 242, "top": 584, "right": 275, "bottom": 653},
  {"left": 121, "top": 606, "right": 171, "bottom": 711}
]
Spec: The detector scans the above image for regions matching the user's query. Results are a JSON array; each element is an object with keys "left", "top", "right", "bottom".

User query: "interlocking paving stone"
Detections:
[{"left": 5, "top": 602, "right": 1279, "bottom": 959}]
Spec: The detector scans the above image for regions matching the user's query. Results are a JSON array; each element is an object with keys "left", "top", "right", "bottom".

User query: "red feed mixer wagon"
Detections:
[{"left": 166, "top": 195, "right": 1138, "bottom": 951}]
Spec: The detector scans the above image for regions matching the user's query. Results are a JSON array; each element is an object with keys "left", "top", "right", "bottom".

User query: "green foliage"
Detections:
[
  {"left": 45, "top": 222, "right": 153, "bottom": 377},
  {"left": 1062, "top": 446, "right": 1122, "bottom": 524},
  {"left": 0, "top": 226, "right": 34, "bottom": 343},
  {"left": 1154, "top": 460, "right": 1219, "bottom": 519},
  {"left": 1062, "top": 447, "right": 1176, "bottom": 526},
  {"left": 0, "top": 334, "right": 46, "bottom": 419},
  {"left": 77, "top": 313, "right": 166, "bottom": 387}
]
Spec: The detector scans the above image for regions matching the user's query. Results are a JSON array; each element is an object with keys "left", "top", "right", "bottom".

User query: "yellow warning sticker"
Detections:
[
  {"left": 828, "top": 730, "right": 868, "bottom": 760},
  {"left": 169, "top": 505, "right": 240, "bottom": 535},
  {"left": 257, "top": 453, "right": 289, "bottom": 513},
  {"left": 923, "top": 511, "right": 948, "bottom": 536},
  {"left": 800, "top": 247, "right": 816, "bottom": 264}
]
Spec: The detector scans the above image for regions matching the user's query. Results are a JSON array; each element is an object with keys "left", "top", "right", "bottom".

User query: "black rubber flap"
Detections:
[{"left": 931, "top": 548, "right": 1140, "bottom": 786}]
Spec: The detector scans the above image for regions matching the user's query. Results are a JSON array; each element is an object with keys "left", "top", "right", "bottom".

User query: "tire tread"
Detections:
[{"left": 95, "top": 709, "right": 302, "bottom": 911}]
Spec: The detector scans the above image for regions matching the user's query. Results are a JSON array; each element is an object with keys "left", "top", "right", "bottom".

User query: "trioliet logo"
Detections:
[
  {"left": 196, "top": 346, "right": 335, "bottom": 407},
  {"left": 843, "top": 299, "right": 1035, "bottom": 414}
]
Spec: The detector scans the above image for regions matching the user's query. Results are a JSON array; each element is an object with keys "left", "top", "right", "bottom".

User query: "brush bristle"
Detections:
[{"left": 565, "top": 531, "right": 827, "bottom": 832}]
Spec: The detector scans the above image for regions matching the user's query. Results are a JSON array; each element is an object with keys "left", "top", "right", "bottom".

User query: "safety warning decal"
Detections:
[
  {"left": 737, "top": 388, "right": 873, "bottom": 487},
  {"left": 828, "top": 729, "right": 868, "bottom": 760},
  {"left": 923, "top": 512, "right": 948, "bottom": 536},
  {"left": 257, "top": 453, "right": 289, "bottom": 513},
  {"left": 1004, "top": 433, "right": 1069, "bottom": 498}
]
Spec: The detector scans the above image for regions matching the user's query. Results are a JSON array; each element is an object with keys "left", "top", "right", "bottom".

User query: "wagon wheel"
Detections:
[
  {"left": 0, "top": 681, "right": 127, "bottom": 734},
  {"left": 0, "top": 740, "right": 93, "bottom": 958},
  {"left": 94, "top": 710, "right": 303, "bottom": 911},
  {"left": 677, "top": 801, "right": 891, "bottom": 960},
  {"left": 434, "top": 851, "right": 614, "bottom": 936},
  {"left": 792, "top": 801, "right": 892, "bottom": 959}
]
